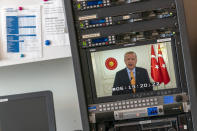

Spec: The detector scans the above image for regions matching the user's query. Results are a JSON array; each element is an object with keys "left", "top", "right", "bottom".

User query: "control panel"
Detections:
[
  {"left": 74, "top": 0, "right": 143, "bottom": 11},
  {"left": 113, "top": 116, "right": 189, "bottom": 131},
  {"left": 78, "top": 8, "right": 176, "bottom": 29},
  {"left": 81, "top": 29, "right": 176, "bottom": 48},
  {"left": 88, "top": 93, "right": 189, "bottom": 122}
]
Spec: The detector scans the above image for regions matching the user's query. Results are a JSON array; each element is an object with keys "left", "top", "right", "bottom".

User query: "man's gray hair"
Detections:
[{"left": 124, "top": 51, "right": 137, "bottom": 59}]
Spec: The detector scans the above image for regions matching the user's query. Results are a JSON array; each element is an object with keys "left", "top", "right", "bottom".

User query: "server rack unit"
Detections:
[{"left": 64, "top": 0, "right": 197, "bottom": 130}]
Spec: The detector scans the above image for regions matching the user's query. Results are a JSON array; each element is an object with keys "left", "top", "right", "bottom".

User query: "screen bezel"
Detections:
[
  {"left": 86, "top": 38, "right": 184, "bottom": 104},
  {"left": 0, "top": 91, "right": 56, "bottom": 131}
]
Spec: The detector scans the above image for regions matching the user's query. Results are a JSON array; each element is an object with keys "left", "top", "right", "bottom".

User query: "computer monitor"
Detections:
[
  {"left": 86, "top": 38, "right": 184, "bottom": 103},
  {"left": 0, "top": 91, "right": 56, "bottom": 131}
]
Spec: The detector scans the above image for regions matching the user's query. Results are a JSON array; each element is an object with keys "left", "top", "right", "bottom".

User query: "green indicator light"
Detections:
[
  {"left": 77, "top": 4, "right": 81, "bottom": 9},
  {"left": 83, "top": 41, "right": 86, "bottom": 46},
  {"left": 170, "top": 12, "right": 173, "bottom": 16},
  {"left": 173, "top": 32, "right": 176, "bottom": 35},
  {"left": 80, "top": 23, "right": 84, "bottom": 27}
]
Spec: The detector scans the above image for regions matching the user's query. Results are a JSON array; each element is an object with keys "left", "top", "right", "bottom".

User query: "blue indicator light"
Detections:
[
  {"left": 45, "top": 40, "right": 51, "bottom": 46},
  {"left": 20, "top": 54, "right": 25, "bottom": 58},
  {"left": 98, "top": 1, "right": 103, "bottom": 4},
  {"left": 92, "top": 37, "right": 108, "bottom": 43},
  {"left": 164, "top": 96, "right": 174, "bottom": 104},
  {"left": 147, "top": 107, "right": 158, "bottom": 116},
  {"left": 87, "top": 1, "right": 103, "bottom": 6},
  {"left": 88, "top": 106, "right": 96, "bottom": 110},
  {"left": 89, "top": 19, "right": 106, "bottom": 25}
]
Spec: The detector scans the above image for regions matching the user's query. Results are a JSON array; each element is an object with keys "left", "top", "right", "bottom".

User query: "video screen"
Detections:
[{"left": 90, "top": 41, "right": 177, "bottom": 97}]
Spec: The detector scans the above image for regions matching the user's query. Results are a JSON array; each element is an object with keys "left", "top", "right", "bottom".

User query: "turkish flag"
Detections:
[
  {"left": 158, "top": 44, "right": 170, "bottom": 84},
  {"left": 151, "top": 45, "right": 162, "bottom": 83}
]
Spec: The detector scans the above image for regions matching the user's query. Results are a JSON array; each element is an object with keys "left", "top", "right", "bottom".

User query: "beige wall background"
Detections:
[{"left": 0, "top": 58, "right": 83, "bottom": 131}]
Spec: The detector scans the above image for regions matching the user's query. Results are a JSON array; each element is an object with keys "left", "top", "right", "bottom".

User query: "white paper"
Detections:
[
  {"left": 42, "top": 0, "right": 70, "bottom": 46},
  {"left": 1, "top": 7, "right": 42, "bottom": 60}
]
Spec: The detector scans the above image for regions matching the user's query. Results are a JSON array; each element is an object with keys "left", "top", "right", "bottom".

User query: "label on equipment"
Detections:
[
  {"left": 139, "top": 120, "right": 152, "bottom": 125},
  {"left": 124, "top": 43, "right": 136, "bottom": 46},
  {"left": 157, "top": 38, "right": 171, "bottom": 43},
  {"left": 82, "top": 33, "right": 100, "bottom": 39},
  {"left": 123, "top": 15, "right": 131, "bottom": 20},
  {"left": 0, "top": 98, "right": 8, "bottom": 102},
  {"left": 79, "top": 14, "right": 97, "bottom": 21}
]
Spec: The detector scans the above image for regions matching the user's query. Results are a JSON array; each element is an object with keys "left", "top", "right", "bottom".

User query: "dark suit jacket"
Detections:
[{"left": 112, "top": 67, "right": 152, "bottom": 95}]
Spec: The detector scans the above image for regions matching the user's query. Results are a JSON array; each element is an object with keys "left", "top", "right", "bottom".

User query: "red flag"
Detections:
[
  {"left": 158, "top": 44, "right": 170, "bottom": 85},
  {"left": 151, "top": 45, "right": 162, "bottom": 83}
]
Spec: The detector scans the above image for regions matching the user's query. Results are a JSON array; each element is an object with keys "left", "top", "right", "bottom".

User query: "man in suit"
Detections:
[{"left": 112, "top": 51, "right": 152, "bottom": 95}]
